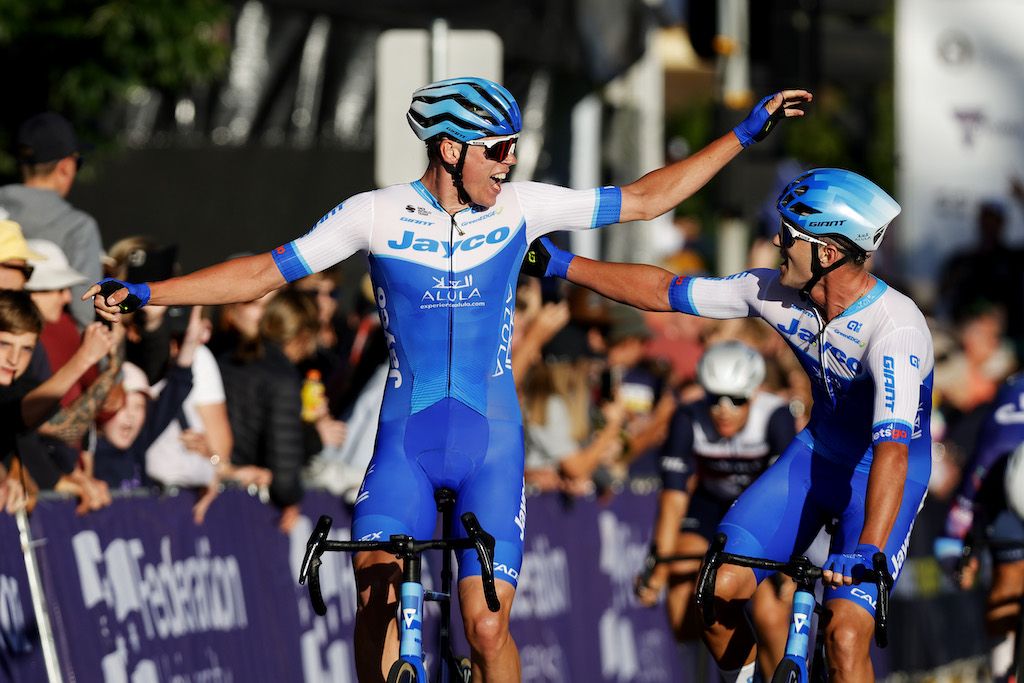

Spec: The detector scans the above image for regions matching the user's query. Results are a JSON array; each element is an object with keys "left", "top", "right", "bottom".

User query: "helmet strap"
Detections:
[
  {"left": 439, "top": 141, "right": 473, "bottom": 207},
  {"left": 800, "top": 243, "right": 852, "bottom": 299}
]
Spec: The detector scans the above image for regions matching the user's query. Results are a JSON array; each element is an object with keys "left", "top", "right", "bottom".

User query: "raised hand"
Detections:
[{"left": 733, "top": 89, "right": 813, "bottom": 147}]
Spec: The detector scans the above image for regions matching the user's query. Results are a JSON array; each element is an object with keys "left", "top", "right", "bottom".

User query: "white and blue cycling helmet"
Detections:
[
  {"left": 776, "top": 168, "right": 901, "bottom": 255},
  {"left": 407, "top": 77, "right": 522, "bottom": 143}
]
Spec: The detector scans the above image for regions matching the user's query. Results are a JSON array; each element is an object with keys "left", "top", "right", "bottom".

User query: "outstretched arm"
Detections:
[
  {"left": 525, "top": 238, "right": 677, "bottom": 312},
  {"left": 619, "top": 90, "right": 812, "bottom": 222},
  {"left": 85, "top": 253, "right": 285, "bottom": 323}
]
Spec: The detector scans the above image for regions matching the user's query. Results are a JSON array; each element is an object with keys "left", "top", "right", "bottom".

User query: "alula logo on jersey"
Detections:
[
  {"left": 422, "top": 275, "right": 482, "bottom": 303},
  {"left": 387, "top": 226, "right": 511, "bottom": 257}
]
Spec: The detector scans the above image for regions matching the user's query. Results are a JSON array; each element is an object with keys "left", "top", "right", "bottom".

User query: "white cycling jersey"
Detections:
[
  {"left": 668, "top": 269, "right": 934, "bottom": 472},
  {"left": 272, "top": 179, "right": 621, "bottom": 422}
]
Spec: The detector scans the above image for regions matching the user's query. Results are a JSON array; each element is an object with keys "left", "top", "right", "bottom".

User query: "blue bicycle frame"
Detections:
[
  {"left": 696, "top": 533, "right": 891, "bottom": 683},
  {"left": 398, "top": 567, "right": 430, "bottom": 680}
]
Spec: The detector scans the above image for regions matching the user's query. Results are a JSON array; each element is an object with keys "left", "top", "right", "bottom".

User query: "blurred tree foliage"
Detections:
[{"left": 0, "top": 0, "right": 231, "bottom": 177}]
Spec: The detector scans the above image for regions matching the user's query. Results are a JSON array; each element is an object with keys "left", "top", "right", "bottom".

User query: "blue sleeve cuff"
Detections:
[
  {"left": 667, "top": 275, "right": 698, "bottom": 315},
  {"left": 271, "top": 242, "right": 312, "bottom": 283},
  {"left": 591, "top": 186, "right": 622, "bottom": 227}
]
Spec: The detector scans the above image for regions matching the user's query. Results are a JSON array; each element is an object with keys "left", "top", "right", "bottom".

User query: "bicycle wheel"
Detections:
[
  {"left": 386, "top": 660, "right": 420, "bottom": 683},
  {"left": 771, "top": 659, "right": 802, "bottom": 683}
]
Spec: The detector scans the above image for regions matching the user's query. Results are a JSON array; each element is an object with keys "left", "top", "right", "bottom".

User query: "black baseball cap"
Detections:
[{"left": 15, "top": 112, "right": 89, "bottom": 164}]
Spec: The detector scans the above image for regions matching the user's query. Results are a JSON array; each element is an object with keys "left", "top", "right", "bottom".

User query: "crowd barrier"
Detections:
[{"left": 0, "top": 487, "right": 989, "bottom": 682}]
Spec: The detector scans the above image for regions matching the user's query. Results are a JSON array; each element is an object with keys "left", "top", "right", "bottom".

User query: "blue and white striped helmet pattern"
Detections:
[
  {"left": 407, "top": 77, "right": 522, "bottom": 143},
  {"left": 776, "top": 168, "right": 901, "bottom": 253}
]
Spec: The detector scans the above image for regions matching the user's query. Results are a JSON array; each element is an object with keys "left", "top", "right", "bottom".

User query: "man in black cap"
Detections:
[{"left": 0, "top": 112, "right": 103, "bottom": 328}]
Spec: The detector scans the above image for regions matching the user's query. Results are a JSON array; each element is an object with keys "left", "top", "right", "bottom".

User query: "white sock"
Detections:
[
  {"left": 990, "top": 631, "right": 1014, "bottom": 678},
  {"left": 718, "top": 660, "right": 758, "bottom": 683}
]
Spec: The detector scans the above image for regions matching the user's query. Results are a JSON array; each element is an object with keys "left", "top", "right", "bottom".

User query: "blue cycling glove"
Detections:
[
  {"left": 824, "top": 543, "right": 881, "bottom": 583},
  {"left": 521, "top": 237, "right": 575, "bottom": 279},
  {"left": 733, "top": 92, "right": 786, "bottom": 148},
  {"left": 96, "top": 278, "right": 151, "bottom": 313}
]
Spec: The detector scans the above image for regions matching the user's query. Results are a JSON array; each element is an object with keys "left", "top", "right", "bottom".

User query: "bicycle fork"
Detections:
[
  {"left": 779, "top": 580, "right": 817, "bottom": 682},
  {"left": 398, "top": 556, "right": 430, "bottom": 681}
]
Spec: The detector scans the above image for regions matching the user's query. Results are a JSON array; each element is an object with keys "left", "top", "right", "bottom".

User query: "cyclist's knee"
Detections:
[
  {"left": 823, "top": 601, "right": 872, "bottom": 665},
  {"left": 712, "top": 564, "right": 757, "bottom": 605},
  {"left": 464, "top": 609, "right": 512, "bottom": 658}
]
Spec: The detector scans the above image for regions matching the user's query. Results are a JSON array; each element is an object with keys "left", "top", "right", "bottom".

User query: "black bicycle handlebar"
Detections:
[
  {"left": 298, "top": 513, "right": 501, "bottom": 617},
  {"left": 695, "top": 533, "right": 892, "bottom": 648}
]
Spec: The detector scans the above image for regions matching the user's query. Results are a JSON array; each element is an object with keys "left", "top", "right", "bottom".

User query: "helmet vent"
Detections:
[{"left": 787, "top": 202, "right": 821, "bottom": 217}]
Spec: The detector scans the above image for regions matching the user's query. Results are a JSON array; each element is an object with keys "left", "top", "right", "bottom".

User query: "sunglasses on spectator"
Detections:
[
  {"left": 0, "top": 262, "right": 35, "bottom": 280},
  {"left": 708, "top": 393, "right": 750, "bottom": 410},
  {"left": 466, "top": 134, "right": 518, "bottom": 162},
  {"left": 778, "top": 218, "right": 829, "bottom": 249}
]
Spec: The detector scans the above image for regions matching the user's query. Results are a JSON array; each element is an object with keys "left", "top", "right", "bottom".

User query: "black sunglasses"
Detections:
[
  {"left": 0, "top": 262, "right": 35, "bottom": 280},
  {"left": 707, "top": 393, "right": 749, "bottom": 409},
  {"left": 466, "top": 135, "right": 518, "bottom": 162}
]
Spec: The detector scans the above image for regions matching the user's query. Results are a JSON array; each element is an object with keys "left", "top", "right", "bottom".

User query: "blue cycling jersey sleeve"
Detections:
[
  {"left": 270, "top": 191, "right": 375, "bottom": 282},
  {"left": 515, "top": 182, "right": 622, "bottom": 242}
]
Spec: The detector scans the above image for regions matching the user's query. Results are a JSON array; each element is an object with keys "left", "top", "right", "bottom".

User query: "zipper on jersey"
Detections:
[
  {"left": 810, "top": 307, "right": 837, "bottom": 408},
  {"left": 447, "top": 213, "right": 458, "bottom": 396}
]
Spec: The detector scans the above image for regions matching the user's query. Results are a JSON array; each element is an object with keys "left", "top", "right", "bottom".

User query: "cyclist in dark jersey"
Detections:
[
  {"left": 942, "top": 373, "right": 1024, "bottom": 682},
  {"left": 636, "top": 341, "right": 796, "bottom": 674},
  {"left": 88, "top": 78, "right": 812, "bottom": 682}
]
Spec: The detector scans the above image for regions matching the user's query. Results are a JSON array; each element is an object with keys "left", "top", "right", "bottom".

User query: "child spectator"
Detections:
[{"left": 92, "top": 307, "right": 206, "bottom": 493}]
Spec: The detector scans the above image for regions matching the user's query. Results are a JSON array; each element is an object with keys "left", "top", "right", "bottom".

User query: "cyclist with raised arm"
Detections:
[
  {"left": 942, "top": 373, "right": 1024, "bottom": 682},
  {"left": 525, "top": 168, "right": 933, "bottom": 683},
  {"left": 636, "top": 340, "right": 796, "bottom": 674},
  {"left": 87, "top": 77, "right": 811, "bottom": 682}
]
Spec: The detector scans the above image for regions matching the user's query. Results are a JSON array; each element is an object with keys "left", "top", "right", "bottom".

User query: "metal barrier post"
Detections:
[{"left": 16, "top": 510, "right": 64, "bottom": 683}]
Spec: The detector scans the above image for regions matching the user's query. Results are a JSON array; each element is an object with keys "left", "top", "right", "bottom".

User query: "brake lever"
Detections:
[
  {"left": 461, "top": 512, "right": 500, "bottom": 613},
  {"left": 871, "top": 551, "right": 890, "bottom": 648},
  {"left": 299, "top": 515, "right": 333, "bottom": 616},
  {"left": 695, "top": 533, "right": 727, "bottom": 626}
]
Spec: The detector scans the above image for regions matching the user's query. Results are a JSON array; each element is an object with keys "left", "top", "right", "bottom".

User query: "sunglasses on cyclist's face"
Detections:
[
  {"left": 708, "top": 393, "right": 750, "bottom": 411},
  {"left": 778, "top": 219, "right": 829, "bottom": 249},
  {"left": 466, "top": 134, "right": 518, "bottom": 162}
]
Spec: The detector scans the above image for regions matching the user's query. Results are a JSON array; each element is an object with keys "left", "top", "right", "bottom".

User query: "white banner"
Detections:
[{"left": 895, "top": 0, "right": 1024, "bottom": 294}]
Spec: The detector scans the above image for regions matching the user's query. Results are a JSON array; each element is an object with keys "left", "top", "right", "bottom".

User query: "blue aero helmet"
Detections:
[
  {"left": 776, "top": 168, "right": 901, "bottom": 255},
  {"left": 407, "top": 77, "right": 522, "bottom": 143}
]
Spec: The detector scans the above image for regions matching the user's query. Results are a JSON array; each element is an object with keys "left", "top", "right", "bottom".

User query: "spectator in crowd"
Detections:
[
  {"left": 141, "top": 304, "right": 232, "bottom": 524},
  {"left": 635, "top": 341, "right": 797, "bottom": 675},
  {"left": 603, "top": 304, "right": 676, "bottom": 478},
  {"left": 217, "top": 290, "right": 319, "bottom": 532},
  {"left": 25, "top": 239, "right": 94, "bottom": 407},
  {"left": 0, "top": 289, "right": 115, "bottom": 514},
  {"left": 92, "top": 307, "right": 205, "bottom": 493},
  {"left": 938, "top": 193, "right": 1024, "bottom": 355},
  {"left": 520, "top": 359, "right": 627, "bottom": 496},
  {"left": 934, "top": 303, "right": 1017, "bottom": 432},
  {"left": 0, "top": 112, "right": 103, "bottom": 327},
  {"left": 0, "top": 220, "right": 43, "bottom": 291}
]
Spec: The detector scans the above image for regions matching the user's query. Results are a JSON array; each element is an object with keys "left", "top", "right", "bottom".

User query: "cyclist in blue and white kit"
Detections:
[
  {"left": 88, "top": 78, "right": 812, "bottom": 682},
  {"left": 526, "top": 168, "right": 934, "bottom": 682}
]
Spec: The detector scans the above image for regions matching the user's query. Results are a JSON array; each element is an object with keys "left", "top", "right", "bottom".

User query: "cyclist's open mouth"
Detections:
[{"left": 490, "top": 172, "right": 507, "bottom": 191}]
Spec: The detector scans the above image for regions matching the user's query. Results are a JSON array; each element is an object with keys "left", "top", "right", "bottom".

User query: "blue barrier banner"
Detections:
[
  {"left": 30, "top": 490, "right": 305, "bottom": 682},
  {"left": 0, "top": 513, "right": 45, "bottom": 682},
  {"left": 0, "top": 486, "right": 976, "bottom": 681}
]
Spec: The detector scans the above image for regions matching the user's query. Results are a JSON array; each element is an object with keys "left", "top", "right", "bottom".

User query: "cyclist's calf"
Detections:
[{"left": 702, "top": 563, "right": 758, "bottom": 668}]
